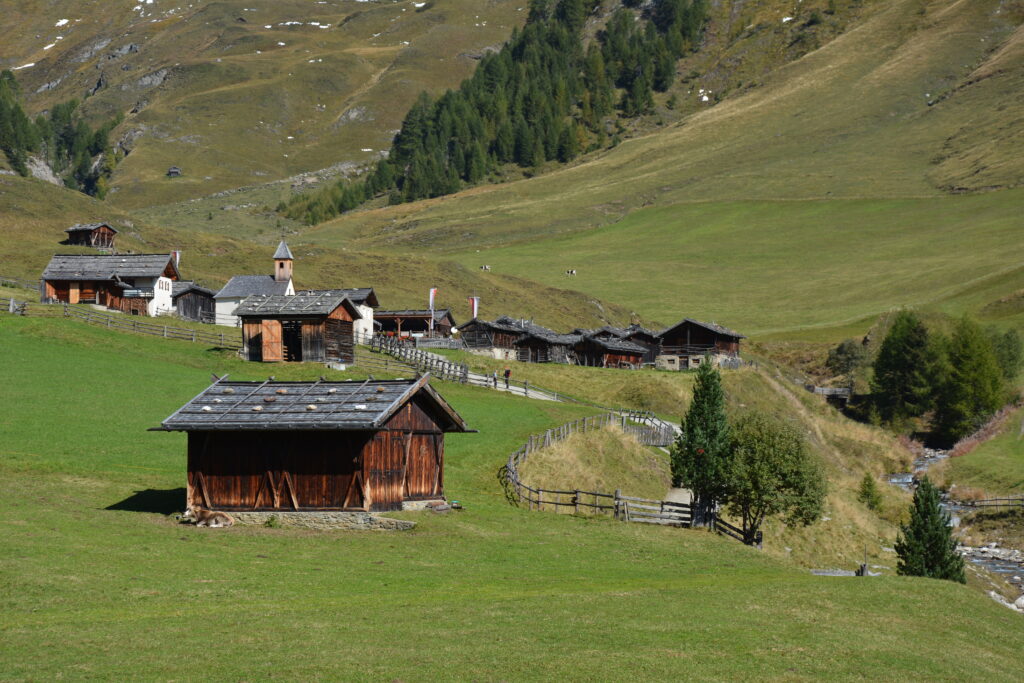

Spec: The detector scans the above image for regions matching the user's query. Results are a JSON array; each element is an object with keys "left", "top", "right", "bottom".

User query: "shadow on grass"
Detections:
[{"left": 106, "top": 488, "right": 186, "bottom": 515}]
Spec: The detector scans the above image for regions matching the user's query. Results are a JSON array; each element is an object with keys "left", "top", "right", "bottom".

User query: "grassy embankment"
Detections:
[{"left": 3, "top": 315, "right": 1024, "bottom": 678}]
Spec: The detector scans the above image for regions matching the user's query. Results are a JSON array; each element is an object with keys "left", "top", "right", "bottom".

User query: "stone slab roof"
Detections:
[
  {"left": 64, "top": 222, "right": 118, "bottom": 234},
  {"left": 215, "top": 275, "right": 290, "bottom": 299},
  {"left": 155, "top": 375, "right": 468, "bottom": 432},
  {"left": 42, "top": 254, "right": 175, "bottom": 280},
  {"left": 234, "top": 292, "right": 361, "bottom": 318}
]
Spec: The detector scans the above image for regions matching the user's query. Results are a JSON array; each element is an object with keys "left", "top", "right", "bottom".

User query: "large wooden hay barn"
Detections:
[
  {"left": 63, "top": 222, "right": 117, "bottom": 249},
  {"left": 375, "top": 309, "right": 456, "bottom": 338},
  {"left": 459, "top": 317, "right": 527, "bottom": 351},
  {"left": 155, "top": 376, "right": 470, "bottom": 512},
  {"left": 236, "top": 292, "right": 360, "bottom": 364}
]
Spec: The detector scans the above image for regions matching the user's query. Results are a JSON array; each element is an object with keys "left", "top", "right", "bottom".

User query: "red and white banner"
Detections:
[
  {"left": 429, "top": 287, "right": 438, "bottom": 311},
  {"left": 468, "top": 296, "right": 480, "bottom": 319}
]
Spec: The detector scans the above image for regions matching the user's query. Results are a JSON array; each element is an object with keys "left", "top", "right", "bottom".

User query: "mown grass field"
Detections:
[
  {"left": 3, "top": 311, "right": 1024, "bottom": 679},
  {"left": 942, "top": 408, "right": 1024, "bottom": 496}
]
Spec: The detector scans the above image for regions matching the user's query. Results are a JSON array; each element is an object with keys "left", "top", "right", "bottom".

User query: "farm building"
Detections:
[
  {"left": 656, "top": 318, "right": 745, "bottom": 370},
  {"left": 155, "top": 376, "right": 470, "bottom": 513},
  {"left": 375, "top": 309, "right": 456, "bottom": 338},
  {"left": 236, "top": 292, "right": 360, "bottom": 364},
  {"left": 622, "top": 325, "right": 660, "bottom": 365},
  {"left": 514, "top": 331, "right": 580, "bottom": 364},
  {"left": 40, "top": 253, "right": 180, "bottom": 316},
  {"left": 297, "top": 287, "right": 379, "bottom": 341},
  {"left": 171, "top": 281, "right": 216, "bottom": 322},
  {"left": 63, "top": 222, "right": 117, "bottom": 249},
  {"left": 574, "top": 335, "right": 647, "bottom": 369},
  {"left": 461, "top": 316, "right": 555, "bottom": 359},
  {"left": 213, "top": 241, "right": 295, "bottom": 326}
]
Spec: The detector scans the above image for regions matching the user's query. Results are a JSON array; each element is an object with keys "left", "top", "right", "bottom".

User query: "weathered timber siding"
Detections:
[{"left": 175, "top": 291, "right": 214, "bottom": 321}]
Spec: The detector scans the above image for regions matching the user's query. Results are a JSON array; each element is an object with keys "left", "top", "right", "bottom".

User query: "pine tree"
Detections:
[
  {"left": 857, "top": 472, "right": 882, "bottom": 511},
  {"left": 870, "top": 311, "right": 938, "bottom": 423},
  {"left": 989, "top": 327, "right": 1023, "bottom": 381},
  {"left": 895, "top": 477, "right": 965, "bottom": 583},
  {"left": 933, "top": 317, "right": 1005, "bottom": 444},
  {"left": 671, "top": 361, "right": 731, "bottom": 526}
]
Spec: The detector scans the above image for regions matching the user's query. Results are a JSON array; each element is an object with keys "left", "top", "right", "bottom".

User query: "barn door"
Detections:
[
  {"left": 261, "top": 319, "right": 283, "bottom": 362},
  {"left": 367, "top": 432, "right": 404, "bottom": 511}
]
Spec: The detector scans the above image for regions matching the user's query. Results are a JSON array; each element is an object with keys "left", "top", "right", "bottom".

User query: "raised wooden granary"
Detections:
[
  {"left": 155, "top": 375, "right": 470, "bottom": 512},
  {"left": 236, "top": 292, "right": 360, "bottom": 364}
]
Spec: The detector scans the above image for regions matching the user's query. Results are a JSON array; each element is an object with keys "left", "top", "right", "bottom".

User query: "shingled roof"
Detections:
[
  {"left": 154, "top": 375, "right": 469, "bottom": 432},
  {"left": 376, "top": 309, "right": 456, "bottom": 324},
  {"left": 515, "top": 330, "right": 582, "bottom": 346},
  {"left": 273, "top": 240, "right": 294, "bottom": 260},
  {"left": 297, "top": 287, "right": 379, "bottom": 308},
  {"left": 64, "top": 222, "right": 118, "bottom": 234},
  {"left": 234, "top": 292, "right": 361, "bottom": 318},
  {"left": 171, "top": 281, "right": 215, "bottom": 298},
  {"left": 41, "top": 254, "right": 176, "bottom": 281},
  {"left": 660, "top": 318, "right": 746, "bottom": 340},
  {"left": 215, "top": 275, "right": 290, "bottom": 299},
  {"left": 579, "top": 335, "right": 649, "bottom": 354}
]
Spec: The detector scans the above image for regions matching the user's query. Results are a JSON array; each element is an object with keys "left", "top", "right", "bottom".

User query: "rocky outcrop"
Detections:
[{"left": 26, "top": 157, "right": 61, "bottom": 186}]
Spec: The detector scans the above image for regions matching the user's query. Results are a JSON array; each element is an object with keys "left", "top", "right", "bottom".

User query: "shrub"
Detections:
[{"left": 857, "top": 472, "right": 882, "bottom": 511}]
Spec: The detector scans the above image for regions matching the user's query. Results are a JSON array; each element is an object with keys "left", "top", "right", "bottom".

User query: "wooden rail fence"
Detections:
[
  {"left": 956, "top": 497, "right": 1024, "bottom": 510},
  {"left": 2, "top": 299, "right": 243, "bottom": 349},
  {"left": 499, "top": 412, "right": 761, "bottom": 545}
]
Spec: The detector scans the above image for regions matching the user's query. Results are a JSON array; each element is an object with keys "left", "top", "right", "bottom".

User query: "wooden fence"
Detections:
[
  {"left": 2, "top": 298, "right": 243, "bottom": 349},
  {"left": 499, "top": 412, "right": 760, "bottom": 545},
  {"left": 957, "top": 497, "right": 1024, "bottom": 510}
]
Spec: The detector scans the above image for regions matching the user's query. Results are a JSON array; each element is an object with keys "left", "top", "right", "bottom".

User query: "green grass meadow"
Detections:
[{"left": 3, "top": 316, "right": 1024, "bottom": 679}]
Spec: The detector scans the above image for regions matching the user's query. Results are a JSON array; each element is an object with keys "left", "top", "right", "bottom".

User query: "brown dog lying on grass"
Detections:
[{"left": 181, "top": 504, "right": 235, "bottom": 528}]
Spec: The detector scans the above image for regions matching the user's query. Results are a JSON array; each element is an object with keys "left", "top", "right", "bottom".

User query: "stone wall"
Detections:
[{"left": 230, "top": 511, "right": 415, "bottom": 531}]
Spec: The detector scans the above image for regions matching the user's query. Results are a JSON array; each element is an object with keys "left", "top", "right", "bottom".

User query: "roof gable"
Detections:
[
  {"left": 156, "top": 375, "right": 468, "bottom": 432},
  {"left": 659, "top": 318, "right": 746, "bottom": 340}
]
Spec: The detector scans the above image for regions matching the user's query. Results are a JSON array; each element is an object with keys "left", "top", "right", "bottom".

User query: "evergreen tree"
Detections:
[
  {"left": 857, "top": 472, "right": 882, "bottom": 511},
  {"left": 870, "top": 311, "right": 938, "bottom": 423},
  {"left": 933, "top": 317, "right": 1005, "bottom": 444},
  {"left": 671, "top": 361, "right": 731, "bottom": 526},
  {"left": 895, "top": 477, "right": 965, "bottom": 583},
  {"left": 989, "top": 327, "right": 1023, "bottom": 381}
]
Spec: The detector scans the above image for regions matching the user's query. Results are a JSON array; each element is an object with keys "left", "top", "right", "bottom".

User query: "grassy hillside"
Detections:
[
  {"left": 935, "top": 407, "right": 1024, "bottom": 496},
  {"left": 0, "top": 0, "right": 524, "bottom": 207},
  {"left": 3, "top": 315, "right": 1024, "bottom": 679}
]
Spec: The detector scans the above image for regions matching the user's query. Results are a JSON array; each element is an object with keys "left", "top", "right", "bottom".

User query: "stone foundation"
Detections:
[
  {"left": 230, "top": 511, "right": 415, "bottom": 531},
  {"left": 401, "top": 498, "right": 446, "bottom": 511}
]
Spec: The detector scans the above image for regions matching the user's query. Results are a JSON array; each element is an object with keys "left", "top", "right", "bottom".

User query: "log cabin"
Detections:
[
  {"left": 514, "top": 331, "right": 580, "bottom": 364},
  {"left": 656, "top": 318, "right": 745, "bottom": 370},
  {"left": 40, "top": 253, "right": 180, "bottom": 316},
  {"left": 461, "top": 316, "right": 555, "bottom": 359},
  {"left": 296, "top": 288, "right": 379, "bottom": 341},
  {"left": 375, "top": 309, "right": 456, "bottom": 338},
  {"left": 236, "top": 292, "right": 361, "bottom": 364},
  {"left": 63, "top": 222, "right": 117, "bottom": 249},
  {"left": 154, "top": 375, "right": 470, "bottom": 513},
  {"left": 171, "top": 281, "right": 216, "bottom": 322},
  {"left": 573, "top": 335, "right": 646, "bottom": 369}
]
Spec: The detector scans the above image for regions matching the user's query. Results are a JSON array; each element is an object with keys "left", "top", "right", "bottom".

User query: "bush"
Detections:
[{"left": 857, "top": 472, "right": 882, "bottom": 511}]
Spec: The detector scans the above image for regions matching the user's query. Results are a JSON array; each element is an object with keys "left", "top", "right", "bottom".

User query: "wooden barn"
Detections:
[
  {"left": 375, "top": 309, "right": 456, "bottom": 338},
  {"left": 459, "top": 317, "right": 526, "bottom": 350},
  {"left": 40, "top": 253, "right": 180, "bottom": 316},
  {"left": 622, "top": 324, "right": 660, "bottom": 365},
  {"left": 573, "top": 335, "right": 646, "bottom": 369},
  {"left": 514, "top": 331, "right": 580, "bottom": 364},
  {"left": 237, "top": 292, "right": 360, "bottom": 364},
  {"left": 658, "top": 318, "right": 745, "bottom": 359},
  {"left": 172, "top": 281, "right": 215, "bottom": 322},
  {"left": 154, "top": 375, "right": 470, "bottom": 512},
  {"left": 63, "top": 222, "right": 117, "bottom": 249}
]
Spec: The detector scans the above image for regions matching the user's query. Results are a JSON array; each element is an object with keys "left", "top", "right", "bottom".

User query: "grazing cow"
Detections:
[
  {"left": 565, "top": 269, "right": 577, "bottom": 276},
  {"left": 182, "top": 504, "right": 235, "bottom": 528},
  {"left": 480, "top": 265, "right": 491, "bottom": 272}
]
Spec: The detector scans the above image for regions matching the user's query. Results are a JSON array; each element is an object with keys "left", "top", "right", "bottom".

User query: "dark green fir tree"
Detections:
[{"left": 895, "top": 477, "right": 965, "bottom": 583}]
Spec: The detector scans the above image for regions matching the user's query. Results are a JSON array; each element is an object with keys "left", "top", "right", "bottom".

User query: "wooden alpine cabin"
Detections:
[
  {"left": 514, "top": 331, "right": 580, "bottom": 364},
  {"left": 573, "top": 335, "right": 646, "bottom": 369},
  {"left": 236, "top": 291, "right": 360, "bottom": 364},
  {"left": 656, "top": 318, "right": 745, "bottom": 370},
  {"left": 63, "top": 222, "right": 117, "bottom": 249},
  {"left": 155, "top": 375, "right": 470, "bottom": 513},
  {"left": 460, "top": 316, "right": 553, "bottom": 360},
  {"left": 375, "top": 309, "right": 456, "bottom": 338},
  {"left": 171, "top": 281, "right": 216, "bottom": 322},
  {"left": 40, "top": 253, "right": 180, "bottom": 316}
]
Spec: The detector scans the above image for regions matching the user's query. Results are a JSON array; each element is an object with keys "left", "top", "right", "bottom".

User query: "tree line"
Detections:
[
  {"left": 281, "top": 0, "right": 709, "bottom": 225},
  {"left": 0, "top": 70, "right": 121, "bottom": 198},
  {"left": 834, "top": 311, "right": 1020, "bottom": 446}
]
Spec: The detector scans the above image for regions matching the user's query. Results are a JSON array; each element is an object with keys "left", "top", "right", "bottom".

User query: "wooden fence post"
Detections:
[
  {"left": 614, "top": 489, "right": 621, "bottom": 520},
  {"left": 574, "top": 489, "right": 580, "bottom": 515}
]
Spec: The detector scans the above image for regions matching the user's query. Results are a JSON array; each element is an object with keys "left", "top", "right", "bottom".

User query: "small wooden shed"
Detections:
[
  {"left": 154, "top": 375, "right": 470, "bottom": 512},
  {"left": 63, "top": 222, "right": 117, "bottom": 249},
  {"left": 172, "top": 281, "right": 215, "bottom": 322},
  {"left": 236, "top": 292, "right": 360, "bottom": 364}
]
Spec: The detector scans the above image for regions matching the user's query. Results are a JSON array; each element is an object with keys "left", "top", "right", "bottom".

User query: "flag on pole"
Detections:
[
  {"left": 468, "top": 296, "right": 480, "bottom": 319},
  {"left": 429, "top": 287, "right": 438, "bottom": 312}
]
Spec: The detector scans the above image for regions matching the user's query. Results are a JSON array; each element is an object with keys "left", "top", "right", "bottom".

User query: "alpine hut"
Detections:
[
  {"left": 656, "top": 318, "right": 745, "bottom": 370},
  {"left": 297, "top": 288, "right": 379, "bottom": 342},
  {"left": 573, "top": 335, "right": 646, "bottom": 369},
  {"left": 63, "top": 222, "right": 117, "bottom": 249},
  {"left": 236, "top": 291, "right": 360, "bottom": 364},
  {"left": 375, "top": 309, "right": 456, "bottom": 338},
  {"left": 154, "top": 375, "right": 470, "bottom": 513},
  {"left": 513, "top": 331, "right": 580, "bottom": 364},
  {"left": 40, "top": 253, "right": 180, "bottom": 316},
  {"left": 171, "top": 281, "right": 216, "bottom": 322}
]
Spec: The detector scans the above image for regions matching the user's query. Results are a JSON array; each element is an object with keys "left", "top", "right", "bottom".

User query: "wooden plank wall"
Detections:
[{"left": 242, "top": 321, "right": 263, "bottom": 361}]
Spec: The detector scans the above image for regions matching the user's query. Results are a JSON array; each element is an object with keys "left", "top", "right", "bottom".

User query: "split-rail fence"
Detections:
[{"left": 499, "top": 412, "right": 762, "bottom": 546}]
